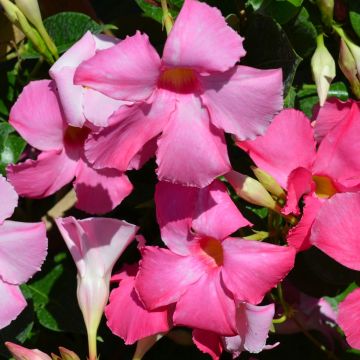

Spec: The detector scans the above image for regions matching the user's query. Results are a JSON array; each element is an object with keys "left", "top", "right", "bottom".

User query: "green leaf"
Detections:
[
  {"left": 0, "top": 100, "right": 8, "bottom": 117},
  {"left": 135, "top": 0, "right": 183, "bottom": 24},
  {"left": 242, "top": 13, "right": 302, "bottom": 96},
  {"left": 0, "top": 134, "right": 26, "bottom": 175},
  {"left": 259, "top": 0, "right": 303, "bottom": 25},
  {"left": 284, "top": 86, "right": 296, "bottom": 108},
  {"left": 324, "top": 282, "right": 358, "bottom": 311},
  {"left": 349, "top": 2, "right": 360, "bottom": 39}
]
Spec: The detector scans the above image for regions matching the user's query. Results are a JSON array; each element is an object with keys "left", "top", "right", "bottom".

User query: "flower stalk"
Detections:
[{"left": 160, "top": 0, "right": 173, "bottom": 34}]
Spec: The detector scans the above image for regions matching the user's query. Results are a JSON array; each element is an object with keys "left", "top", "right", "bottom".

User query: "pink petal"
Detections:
[
  {"left": 287, "top": 195, "right": 322, "bottom": 252},
  {"left": 74, "top": 31, "right": 161, "bottom": 101},
  {"left": 85, "top": 90, "right": 173, "bottom": 171},
  {"left": 193, "top": 329, "right": 223, "bottom": 360},
  {"left": 5, "top": 342, "right": 51, "bottom": 360},
  {"left": 74, "top": 158, "right": 133, "bottom": 214},
  {"left": 313, "top": 102, "right": 360, "bottom": 185},
  {"left": 313, "top": 98, "right": 353, "bottom": 142},
  {"left": 202, "top": 66, "right": 283, "bottom": 141},
  {"left": 0, "top": 282, "right": 26, "bottom": 330},
  {"left": 55, "top": 217, "right": 137, "bottom": 277},
  {"left": 174, "top": 268, "right": 237, "bottom": 335},
  {"left": 192, "top": 180, "right": 251, "bottom": 240},
  {"left": 0, "top": 220, "right": 47, "bottom": 284},
  {"left": 221, "top": 238, "right": 295, "bottom": 304},
  {"left": 105, "top": 268, "right": 173, "bottom": 344},
  {"left": 283, "top": 167, "right": 314, "bottom": 215},
  {"left": 7, "top": 149, "right": 77, "bottom": 198},
  {"left": 0, "top": 175, "right": 18, "bottom": 224},
  {"left": 156, "top": 94, "right": 230, "bottom": 187},
  {"left": 135, "top": 246, "right": 205, "bottom": 310},
  {"left": 9, "top": 80, "right": 64, "bottom": 151},
  {"left": 338, "top": 288, "right": 360, "bottom": 349},
  {"left": 311, "top": 192, "right": 360, "bottom": 270},
  {"left": 162, "top": 0, "right": 244, "bottom": 72},
  {"left": 155, "top": 181, "right": 197, "bottom": 256},
  {"left": 238, "top": 109, "right": 316, "bottom": 188},
  {"left": 229, "top": 302, "right": 274, "bottom": 354},
  {"left": 128, "top": 137, "right": 158, "bottom": 170}
]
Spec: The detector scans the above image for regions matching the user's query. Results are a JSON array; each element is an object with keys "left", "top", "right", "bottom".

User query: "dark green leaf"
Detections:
[
  {"left": 0, "top": 134, "right": 26, "bottom": 175},
  {"left": 259, "top": 0, "right": 303, "bottom": 25},
  {"left": 284, "top": 86, "right": 296, "bottom": 108},
  {"left": 349, "top": 2, "right": 360, "bottom": 39},
  {"left": 135, "top": 0, "right": 183, "bottom": 24}
]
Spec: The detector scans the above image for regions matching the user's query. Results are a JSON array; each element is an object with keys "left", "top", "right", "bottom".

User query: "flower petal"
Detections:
[
  {"left": 221, "top": 238, "right": 295, "bottom": 304},
  {"left": 9, "top": 80, "right": 64, "bottom": 151},
  {"left": 74, "top": 31, "right": 161, "bottom": 101},
  {"left": 135, "top": 246, "right": 205, "bottom": 310},
  {"left": 0, "top": 220, "right": 47, "bottom": 284},
  {"left": 202, "top": 66, "right": 283, "bottom": 141},
  {"left": 74, "top": 158, "right": 133, "bottom": 214},
  {"left": 238, "top": 109, "right": 316, "bottom": 188},
  {"left": 7, "top": 150, "right": 77, "bottom": 198},
  {"left": 0, "top": 282, "right": 26, "bottom": 330},
  {"left": 156, "top": 94, "right": 231, "bottom": 187},
  {"left": 0, "top": 175, "right": 18, "bottom": 224},
  {"left": 162, "top": 0, "right": 244, "bottom": 72},
  {"left": 311, "top": 192, "right": 360, "bottom": 270},
  {"left": 192, "top": 329, "right": 223, "bottom": 360},
  {"left": 338, "top": 288, "right": 360, "bottom": 349}
]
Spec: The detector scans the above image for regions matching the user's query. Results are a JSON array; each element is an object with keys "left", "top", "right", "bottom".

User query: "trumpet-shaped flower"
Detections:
[
  {"left": 74, "top": 0, "right": 283, "bottom": 188},
  {"left": 0, "top": 175, "right": 47, "bottom": 329},
  {"left": 55, "top": 216, "right": 138, "bottom": 360},
  {"left": 6, "top": 80, "right": 133, "bottom": 214},
  {"left": 237, "top": 105, "right": 360, "bottom": 251},
  {"left": 135, "top": 181, "right": 295, "bottom": 335}
]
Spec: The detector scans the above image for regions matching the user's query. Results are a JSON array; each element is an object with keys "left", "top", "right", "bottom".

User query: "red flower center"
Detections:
[
  {"left": 199, "top": 237, "right": 224, "bottom": 267},
  {"left": 158, "top": 68, "right": 199, "bottom": 93}
]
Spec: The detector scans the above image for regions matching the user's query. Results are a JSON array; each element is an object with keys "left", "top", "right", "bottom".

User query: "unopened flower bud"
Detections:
[
  {"left": 133, "top": 335, "right": 163, "bottom": 360},
  {"left": 225, "top": 170, "right": 278, "bottom": 210},
  {"left": 311, "top": 34, "right": 336, "bottom": 106},
  {"left": 251, "top": 166, "right": 286, "bottom": 199},
  {"left": 58, "top": 347, "right": 80, "bottom": 360},
  {"left": 5, "top": 342, "right": 51, "bottom": 360},
  {"left": 316, "top": 0, "right": 334, "bottom": 27}
]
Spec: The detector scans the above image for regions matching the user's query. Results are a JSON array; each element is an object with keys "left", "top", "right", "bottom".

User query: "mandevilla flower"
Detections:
[
  {"left": 6, "top": 80, "right": 133, "bottom": 214},
  {"left": 135, "top": 180, "right": 295, "bottom": 335},
  {"left": 5, "top": 342, "right": 51, "bottom": 360},
  {"left": 74, "top": 0, "right": 283, "bottom": 188},
  {"left": 0, "top": 175, "right": 47, "bottom": 330},
  {"left": 56, "top": 216, "right": 138, "bottom": 360}
]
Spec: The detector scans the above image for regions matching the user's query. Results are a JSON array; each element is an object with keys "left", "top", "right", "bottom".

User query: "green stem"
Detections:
[
  {"left": 160, "top": 0, "right": 173, "bottom": 34},
  {"left": 87, "top": 330, "right": 98, "bottom": 360}
]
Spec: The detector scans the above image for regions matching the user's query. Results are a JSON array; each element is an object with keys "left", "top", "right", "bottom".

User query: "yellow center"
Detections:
[
  {"left": 158, "top": 68, "right": 198, "bottom": 93},
  {"left": 312, "top": 175, "right": 337, "bottom": 199},
  {"left": 199, "top": 237, "right": 224, "bottom": 267}
]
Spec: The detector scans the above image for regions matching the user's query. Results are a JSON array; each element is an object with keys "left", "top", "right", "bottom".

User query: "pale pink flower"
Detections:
[
  {"left": 238, "top": 106, "right": 360, "bottom": 251},
  {"left": 0, "top": 175, "right": 47, "bottom": 330},
  {"left": 74, "top": 0, "right": 283, "bottom": 188},
  {"left": 6, "top": 80, "right": 133, "bottom": 214},
  {"left": 56, "top": 216, "right": 138, "bottom": 360},
  {"left": 135, "top": 181, "right": 295, "bottom": 335},
  {"left": 5, "top": 342, "right": 51, "bottom": 360}
]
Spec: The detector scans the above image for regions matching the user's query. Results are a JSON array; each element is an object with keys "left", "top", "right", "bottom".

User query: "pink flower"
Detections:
[
  {"left": 6, "top": 80, "right": 133, "bottom": 214},
  {"left": 74, "top": 0, "right": 283, "bottom": 187},
  {"left": 56, "top": 216, "right": 138, "bottom": 360},
  {"left": 49, "top": 31, "right": 125, "bottom": 128},
  {"left": 135, "top": 180, "right": 295, "bottom": 335},
  {"left": 0, "top": 175, "right": 47, "bottom": 329},
  {"left": 237, "top": 105, "right": 360, "bottom": 251},
  {"left": 5, "top": 342, "right": 51, "bottom": 360}
]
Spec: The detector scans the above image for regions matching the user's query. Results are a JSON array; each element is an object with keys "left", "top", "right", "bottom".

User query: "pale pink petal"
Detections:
[
  {"left": 338, "top": 288, "right": 360, "bottom": 349},
  {"left": 135, "top": 246, "right": 205, "bottom": 310},
  {"left": 0, "top": 175, "right": 18, "bottom": 224},
  {"left": 156, "top": 94, "right": 230, "bottom": 187},
  {"left": 9, "top": 80, "right": 64, "bottom": 151},
  {"left": 221, "top": 238, "right": 295, "bottom": 304},
  {"left": 313, "top": 98, "right": 353, "bottom": 142},
  {"left": 162, "top": 0, "right": 244, "bottom": 72},
  {"left": 192, "top": 180, "right": 251, "bottom": 240},
  {"left": 230, "top": 303, "right": 274, "bottom": 354},
  {"left": 174, "top": 268, "right": 237, "bottom": 335},
  {"left": 193, "top": 329, "right": 223, "bottom": 360},
  {"left": 74, "top": 31, "right": 161, "bottom": 101},
  {"left": 238, "top": 109, "right": 316, "bottom": 188},
  {"left": 83, "top": 89, "right": 125, "bottom": 127},
  {"left": 5, "top": 342, "right": 51, "bottom": 360},
  {"left": 155, "top": 181, "right": 197, "bottom": 256},
  {"left": 85, "top": 91, "right": 173, "bottom": 171},
  {"left": 7, "top": 150, "right": 77, "bottom": 198},
  {"left": 0, "top": 220, "right": 47, "bottom": 284},
  {"left": 105, "top": 269, "right": 173, "bottom": 344},
  {"left": 313, "top": 102, "right": 360, "bottom": 185},
  {"left": 0, "top": 282, "right": 26, "bottom": 330},
  {"left": 283, "top": 167, "right": 314, "bottom": 215},
  {"left": 55, "top": 217, "right": 137, "bottom": 277},
  {"left": 311, "top": 192, "right": 360, "bottom": 270},
  {"left": 74, "top": 158, "right": 133, "bottom": 214},
  {"left": 287, "top": 195, "right": 322, "bottom": 252},
  {"left": 202, "top": 66, "right": 283, "bottom": 141}
]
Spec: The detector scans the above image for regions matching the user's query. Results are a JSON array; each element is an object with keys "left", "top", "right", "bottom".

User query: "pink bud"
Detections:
[{"left": 5, "top": 342, "right": 51, "bottom": 360}]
